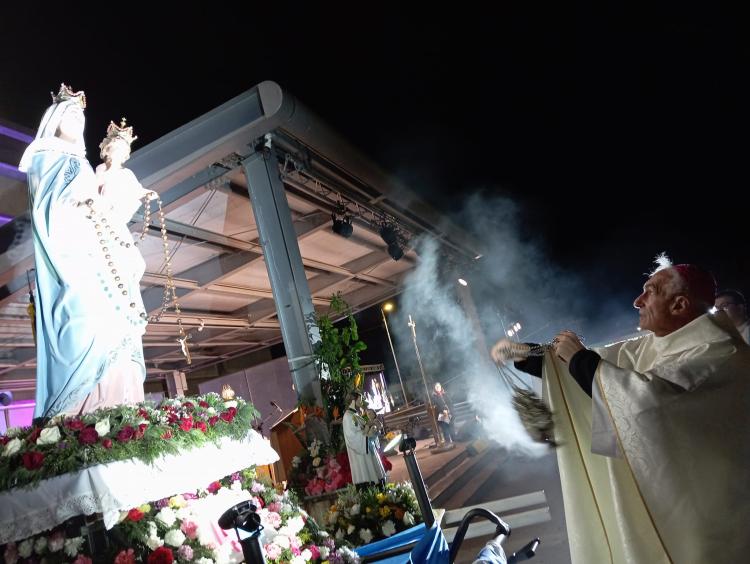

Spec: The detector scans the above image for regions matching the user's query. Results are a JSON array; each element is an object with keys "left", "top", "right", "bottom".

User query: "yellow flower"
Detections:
[
  {"left": 138, "top": 504, "right": 152, "bottom": 514},
  {"left": 380, "top": 506, "right": 391, "bottom": 518},
  {"left": 376, "top": 493, "right": 386, "bottom": 503},
  {"left": 365, "top": 507, "right": 372, "bottom": 513},
  {"left": 169, "top": 495, "right": 187, "bottom": 508}
]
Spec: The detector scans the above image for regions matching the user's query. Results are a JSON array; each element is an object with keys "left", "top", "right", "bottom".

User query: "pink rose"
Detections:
[
  {"left": 264, "top": 543, "right": 282, "bottom": 560},
  {"left": 114, "top": 549, "right": 137, "bottom": 564},
  {"left": 308, "top": 545, "right": 321, "bottom": 560},
  {"left": 267, "top": 501, "right": 282, "bottom": 513},
  {"left": 265, "top": 511, "right": 282, "bottom": 529},
  {"left": 180, "top": 519, "right": 199, "bottom": 540}
]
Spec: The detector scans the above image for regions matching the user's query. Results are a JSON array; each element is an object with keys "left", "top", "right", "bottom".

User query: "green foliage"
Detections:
[{"left": 312, "top": 293, "right": 367, "bottom": 427}]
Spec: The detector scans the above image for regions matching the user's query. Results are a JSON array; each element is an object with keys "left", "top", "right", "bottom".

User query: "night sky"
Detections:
[{"left": 2, "top": 3, "right": 749, "bottom": 323}]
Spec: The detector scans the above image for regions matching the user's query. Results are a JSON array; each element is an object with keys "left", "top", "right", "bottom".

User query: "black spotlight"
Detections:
[
  {"left": 387, "top": 242, "right": 404, "bottom": 261},
  {"left": 331, "top": 213, "right": 353, "bottom": 238},
  {"left": 379, "top": 224, "right": 404, "bottom": 261},
  {"left": 219, "top": 500, "right": 265, "bottom": 563},
  {"left": 0, "top": 391, "right": 12, "bottom": 406}
]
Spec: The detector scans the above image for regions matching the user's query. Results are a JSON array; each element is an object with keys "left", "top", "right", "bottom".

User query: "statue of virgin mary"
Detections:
[{"left": 19, "top": 84, "right": 148, "bottom": 419}]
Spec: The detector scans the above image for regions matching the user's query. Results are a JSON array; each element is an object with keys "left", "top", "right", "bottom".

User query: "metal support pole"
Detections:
[
  {"left": 381, "top": 308, "right": 409, "bottom": 406},
  {"left": 242, "top": 136, "right": 323, "bottom": 407},
  {"left": 408, "top": 315, "right": 442, "bottom": 445}
]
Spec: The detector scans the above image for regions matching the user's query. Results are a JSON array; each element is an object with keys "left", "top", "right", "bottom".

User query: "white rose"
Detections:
[
  {"left": 403, "top": 511, "right": 415, "bottom": 526},
  {"left": 18, "top": 539, "right": 34, "bottom": 558},
  {"left": 382, "top": 520, "right": 396, "bottom": 537},
  {"left": 175, "top": 507, "right": 192, "bottom": 520},
  {"left": 94, "top": 417, "right": 110, "bottom": 436},
  {"left": 164, "top": 529, "right": 186, "bottom": 547},
  {"left": 335, "top": 529, "right": 344, "bottom": 540},
  {"left": 274, "top": 534, "right": 290, "bottom": 549},
  {"left": 319, "top": 546, "right": 330, "bottom": 559},
  {"left": 63, "top": 537, "right": 85, "bottom": 558},
  {"left": 207, "top": 407, "right": 217, "bottom": 415},
  {"left": 287, "top": 516, "right": 305, "bottom": 535},
  {"left": 2, "top": 438, "right": 22, "bottom": 457},
  {"left": 34, "top": 536, "right": 47, "bottom": 554},
  {"left": 36, "top": 426, "right": 61, "bottom": 445},
  {"left": 195, "top": 559, "right": 215, "bottom": 564},
  {"left": 291, "top": 455, "right": 301, "bottom": 467},
  {"left": 346, "top": 524, "right": 355, "bottom": 535},
  {"left": 223, "top": 400, "right": 238, "bottom": 409},
  {"left": 147, "top": 521, "right": 159, "bottom": 538},
  {"left": 146, "top": 536, "right": 164, "bottom": 550},
  {"left": 156, "top": 507, "right": 177, "bottom": 527},
  {"left": 291, "top": 556, "right": 306, "bottom": 564},
  {"left": 359, "top": 528, "right": 373, "bottom": 544},
  {"left": 300, "top": 548, "right": 312, "bottom": 560},
  {"left": 349, "top": 503, "right": 360, "bottom": 516},
  {"left": 312, "top": 456, "right": 321, "bottom": 467}
]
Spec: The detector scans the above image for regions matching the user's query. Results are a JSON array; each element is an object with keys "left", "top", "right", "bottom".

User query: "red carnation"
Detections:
[
  {"left": 167, "top": 412, "right": 178, "bottom": 424},
  {"left": 127, "top": 508, "right": 145, "bottom": 521},
  {"left": 79, "top": 426, "right": 99, "bottom": 445},
  {"left": 220, "top": 408, "right": 236, "bottom": 423},
  {"left": 207, "top": 481, "right": 221, "bottom": 494},
  {"left": 195, "top": 421, "right": 207, "bottom": 433},
  {"left": 208, "top": 416, "right": 219, "bottom": 427},
  {"left": 179, "top": 418, "right": 193, "bottom": 432},
  {"left": 27, "top": 427, "right": 42, "bottom": 443},
  {"left": 67, "top": 418, "right": 85, "bottom": 431},
  {"left": 161, "top": 429, "right": 173, "bottom": 440},
  {"left": 102, "top": 438, "right": 113, "bottom": 449},
  {"left": 0, "top": 436, "right": 9, "bottom": 446},
  {"left": 380, "top": 451, "right": 393, "bottom": 472},
  {"left": 22, "top": 450, "right": 45, "bottom": 470},
  {"left": 182, "top": 402, "right": 194, "bottom": 411},
  {"left": 117, "top": 426, "right": 135, "bottom": 443},
  {"left": 198, "top": 401, "right": 209, "bottom": 408},
  {"left": 147, "top": 546, "right": 174, "bottom": 564}
]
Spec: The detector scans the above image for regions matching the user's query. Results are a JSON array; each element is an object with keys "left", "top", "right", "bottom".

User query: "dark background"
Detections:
[{"left": 3, "top": 3, "right": 748, "bottom": 383}]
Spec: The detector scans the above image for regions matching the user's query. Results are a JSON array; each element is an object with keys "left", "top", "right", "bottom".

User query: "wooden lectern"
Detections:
[{"left": 269, "top": 408, "right": 305, "bottom": 484}]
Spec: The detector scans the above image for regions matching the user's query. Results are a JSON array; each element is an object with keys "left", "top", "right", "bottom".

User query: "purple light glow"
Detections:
[
  {"left": 0, "top": 161, "right": 25, "bottom": 181},
  {"left": 0, "top": 124, "right": 33, "bottom": 144},
  {"left": 0, "top": 214, "right": 12, "bottom": 226}
]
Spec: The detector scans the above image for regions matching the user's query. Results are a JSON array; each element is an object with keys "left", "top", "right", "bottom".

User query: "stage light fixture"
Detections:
[
  {"left": 0, "top": 391, "right": 12, "bottom": 406},
  {"left": 380, "top": 224, "right": 404, "bottom": 261},
  {"left": 331, "top": 211, "right": 353, "bottom": 238}
]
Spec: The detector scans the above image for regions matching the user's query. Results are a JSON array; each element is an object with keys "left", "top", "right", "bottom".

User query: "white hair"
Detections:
[{"left": 649, "top": 252, "right": 673, "bottom": 276}]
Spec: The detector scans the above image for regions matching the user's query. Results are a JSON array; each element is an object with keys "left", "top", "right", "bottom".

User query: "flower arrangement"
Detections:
[
  {"left": 0, "top": 393, "right": 258, "bottom": 491},
  {"left": 2, "top": 467, "right": 361, "bottom": 564},
  {"left": 290, "top": 439, "right": 353, "bottom": 497},
  {"left": 324, "top": 483, "right": 423, "bottom": 547}
]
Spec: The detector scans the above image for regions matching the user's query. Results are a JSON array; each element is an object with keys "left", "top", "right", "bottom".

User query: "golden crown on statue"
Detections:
[
  {"left": 105, "top": 118, "right": 138, "bottom": 146},
  {"left": 51, "top": 83, "right": 86, "bottom": 108}
]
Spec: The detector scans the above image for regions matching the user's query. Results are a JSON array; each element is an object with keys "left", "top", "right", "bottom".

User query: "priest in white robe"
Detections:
[
  {"left": 493, "top": 258, "right": 750, "bottom": 564},
  {"left": 342, "top": 391, "right": 387, "bottom": 487}
]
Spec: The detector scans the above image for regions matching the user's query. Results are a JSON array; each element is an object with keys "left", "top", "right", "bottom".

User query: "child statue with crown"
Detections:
[
  {"left": 96, "top": 118, "right": 155, "bottom": 223},
  {"left": 19, "top": 85, "right": 148, "bottom": 420}
]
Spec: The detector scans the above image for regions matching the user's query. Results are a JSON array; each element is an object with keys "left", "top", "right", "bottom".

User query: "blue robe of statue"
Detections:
[{"left": 26, "top": 145, "right": 146, "bottom": 418}]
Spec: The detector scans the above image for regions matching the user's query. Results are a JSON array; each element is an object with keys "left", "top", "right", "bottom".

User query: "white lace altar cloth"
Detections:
[{"left": 0, "top": 431, "right": 279, "bottom": 545}]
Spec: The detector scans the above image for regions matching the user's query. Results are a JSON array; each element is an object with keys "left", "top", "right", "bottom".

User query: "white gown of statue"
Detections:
[{"left": 343, "top": 409, "right": 387, "bottom": 485}]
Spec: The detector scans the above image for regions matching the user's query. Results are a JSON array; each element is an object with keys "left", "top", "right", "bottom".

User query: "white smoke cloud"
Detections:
[{"left": 391, "top": 193, "right": 640, "bottom": 455}]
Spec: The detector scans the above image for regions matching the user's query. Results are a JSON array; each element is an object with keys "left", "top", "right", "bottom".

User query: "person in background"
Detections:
[{"left": 714, "top": 288, "right": 750, "bottom": 343}]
